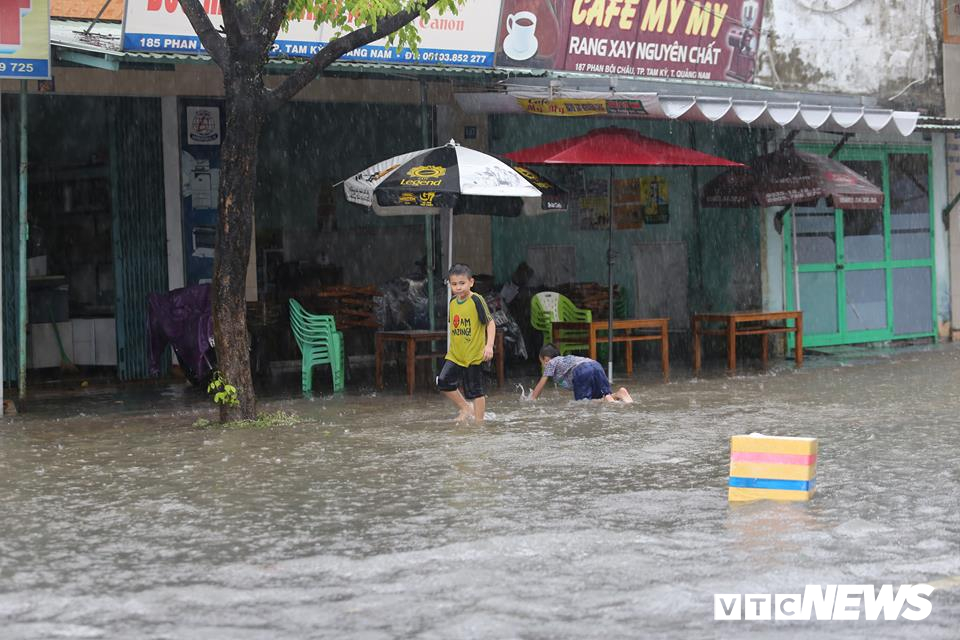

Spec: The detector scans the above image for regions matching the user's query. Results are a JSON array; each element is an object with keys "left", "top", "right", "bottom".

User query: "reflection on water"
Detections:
[{"left": 1, "top": 345, "right": 958, "bottom": 638}]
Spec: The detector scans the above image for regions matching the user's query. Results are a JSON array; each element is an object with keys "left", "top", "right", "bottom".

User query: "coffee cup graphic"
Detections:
[{"left": 504, "top": 11, "right": 539, "bottom": 61}]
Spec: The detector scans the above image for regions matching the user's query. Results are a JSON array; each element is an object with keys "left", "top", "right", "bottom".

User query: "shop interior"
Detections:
[{"left": 24, "top": 96, "right": 117, "bottom": 373}]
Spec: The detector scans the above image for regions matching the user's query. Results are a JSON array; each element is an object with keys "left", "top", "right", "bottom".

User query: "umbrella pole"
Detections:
[
  {"left": 420, "top": 80, "right": 436, "bottom": 333},
  {"left": 791, "top": 207, "right": 801, "bottom": 311},
  {"left": 446, "top": 208, "right": 453, "bottom": 352},
  {"left": 607, "top": 165, "right": 614, "bottom": 382},
  {"left": 426, "top": 216, "right": 435, "bottom": 330}
]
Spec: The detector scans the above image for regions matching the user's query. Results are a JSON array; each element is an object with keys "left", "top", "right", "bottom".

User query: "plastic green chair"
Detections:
[
  {"left": 289, "top": 298, "right": 345, "bottom": 394},
  {"left": 530, "top": 291, "right": 592, "bottom": 355}
]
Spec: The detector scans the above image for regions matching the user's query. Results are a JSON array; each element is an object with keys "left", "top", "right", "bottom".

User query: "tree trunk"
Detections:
[{"left": 214, "top": 73, "right": 263, "bottom": 421}]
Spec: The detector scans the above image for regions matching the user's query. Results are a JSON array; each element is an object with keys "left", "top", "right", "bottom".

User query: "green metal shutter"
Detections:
[
  {"left": 109, "top": 98, "right": 168, "bottom": 380},
  {"left": 1, "top": 97, "right": 21, "bottom": 386}
]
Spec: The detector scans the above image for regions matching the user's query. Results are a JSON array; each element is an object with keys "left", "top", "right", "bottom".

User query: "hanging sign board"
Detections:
[
  {"left": 494, "top": 0, "right": 765, "bottom": 83},
  {"left": 517, "top": 96, "right": 653, "bottom": 116},
  {"left": 122, "top": 0, "right": 502, "bottom": 68},
  {"left": 0, "top": 0, "right": 51, "bottom": 79}
]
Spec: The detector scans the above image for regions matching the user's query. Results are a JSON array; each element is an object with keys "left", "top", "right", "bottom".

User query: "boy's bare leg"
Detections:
[
  {"left": 612, "top": 387, "right": 634, "bottom": 403},
  {"left": 443, "top": 389, "right": 474, "bottom": 420},
  {"left": 472, "top": 395, "right": 486, "bottom": 422}
]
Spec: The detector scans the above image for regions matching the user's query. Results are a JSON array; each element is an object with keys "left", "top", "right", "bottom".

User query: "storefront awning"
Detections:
[{"left": 454, "top": 78, "right": 920, "bottom": 137}]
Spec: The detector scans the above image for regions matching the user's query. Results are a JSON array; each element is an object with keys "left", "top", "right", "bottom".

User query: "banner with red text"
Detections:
[
  {"left": 494, "top": 0, "right": 765, "bottom": 82},
  {"left": 0, "top": 0, "right": 50, "bottom": 79},
  {"left": 122, "top": 0, "right": 501, "bottom": 67}
]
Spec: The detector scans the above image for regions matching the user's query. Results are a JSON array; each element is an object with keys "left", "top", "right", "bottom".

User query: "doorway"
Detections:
[{"left": 785, "top": 147, "right": 936, "bottom": 347}]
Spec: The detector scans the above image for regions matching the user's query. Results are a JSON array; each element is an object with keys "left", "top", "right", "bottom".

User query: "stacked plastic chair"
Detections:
[
  {"left": 289, "top": 298, "right": 345, "bottom": 394},
  {"left": 530, "top": 292, "right": 592, "bottom": 355}
]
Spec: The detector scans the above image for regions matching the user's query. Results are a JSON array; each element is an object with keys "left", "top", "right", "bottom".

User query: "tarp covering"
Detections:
[{"left": 147, "top": 284, "right": 214, "bottom": 384}]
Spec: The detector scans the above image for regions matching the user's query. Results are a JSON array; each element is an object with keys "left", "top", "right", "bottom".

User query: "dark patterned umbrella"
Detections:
[{"left": 701, "top": 147, "right": 884, "bottom": 210}]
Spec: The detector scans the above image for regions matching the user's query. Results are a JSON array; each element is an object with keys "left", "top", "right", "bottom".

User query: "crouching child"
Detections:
[{"left": 529, "top": 344, "right": 633, "bottom": 403}]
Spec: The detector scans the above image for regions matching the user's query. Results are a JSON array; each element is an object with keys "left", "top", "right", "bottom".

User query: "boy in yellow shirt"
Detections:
[{"left": 437, "top": 264, "right": 496, "bottom": 421}]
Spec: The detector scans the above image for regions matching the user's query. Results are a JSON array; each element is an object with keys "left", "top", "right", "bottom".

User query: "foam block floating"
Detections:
[{"left": 728, "top": 434, "right": 817, "bottom": 502}]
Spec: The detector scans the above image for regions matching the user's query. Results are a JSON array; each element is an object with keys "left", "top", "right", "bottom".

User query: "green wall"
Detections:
[
  {"left": 1, "top": 96, "right": 20, "bottom": 385},
  {"left": 488, "top": 116, "right": 762, "bottom": 316},
  {"left": 256, "top": 101, "right": 426, "bottom": 234},
  {"left": 254, "top": 101, "right": 435, "bottom": 284}
]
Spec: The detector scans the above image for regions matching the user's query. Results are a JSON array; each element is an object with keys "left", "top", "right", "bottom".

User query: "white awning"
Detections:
[{"left": 455, "top": 89, "right": 919, "bottom": 137}]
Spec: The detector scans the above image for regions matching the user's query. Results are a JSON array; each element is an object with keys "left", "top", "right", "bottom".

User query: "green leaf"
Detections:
[{"left": 284, "top": 0, "right": 469, "bottom": 53}]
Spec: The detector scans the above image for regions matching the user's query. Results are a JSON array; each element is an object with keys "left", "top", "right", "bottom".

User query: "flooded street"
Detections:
[{"left": 1, "top": 346, "right": 959, "bottom": 639}]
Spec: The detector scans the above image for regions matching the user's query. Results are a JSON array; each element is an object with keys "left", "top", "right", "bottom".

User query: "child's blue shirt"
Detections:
[{"left": 542, "top": 355, "right": 593, "bottom": 389}]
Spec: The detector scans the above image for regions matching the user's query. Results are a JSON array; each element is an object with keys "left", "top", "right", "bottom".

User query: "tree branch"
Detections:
[
  {"left": 218, "top": 0, "right": 246, "bottom": 48},
  {"left": 259, "top": 0, "right": 294, "bottom": 61},
  {"left": 177, "top": 0, "right": 228, "bottom": 66},
  {"left": 265, "top": 0, "right": 443, "bottom": 110}
]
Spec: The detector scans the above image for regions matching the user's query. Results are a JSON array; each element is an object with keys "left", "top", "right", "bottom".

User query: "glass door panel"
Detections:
[
  {"left": 799, "top": 271, "right": 838, "bottom": 335},
  {"left": 795, "top": 199, "right": 836, "bottom": 264},
  {"left": 842, "top": 209, "right": 884, "bottom": 262},
  {"left": 840, "top": 160, "right": 885, "bottom": 263},
  {"left": 888, "top": 153, "right": 930, "bottom": 260},
  {"left": 844, "top": 269, "right": 887, "bottom": 332},
  {"left": 892, "top": 268, "right": 933, "bottom": 335},
  {"left": 791, "top": 199, "right": 840, "bottom": 343}
]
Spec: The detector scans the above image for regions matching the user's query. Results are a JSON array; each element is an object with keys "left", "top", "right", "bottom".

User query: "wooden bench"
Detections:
[
  {"left": 375, "top": 329, "right": 505, "bottom": 395},
  {"left": 692, "top": 310, "right": 803, "bottom": 374},
  {"left": 552, "top": 318, "right": 670, "bottom": 380}
]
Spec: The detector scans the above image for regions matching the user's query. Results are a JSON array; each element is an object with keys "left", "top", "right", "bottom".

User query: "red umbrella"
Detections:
[
  {"left": 701, "top": 147, "right": 884, "bottom": 210},
  {"left": 505, "top": 127, "right": 742, "bottom": 378},
  {"left": 506, "top": 126, "right": 745, "bottom": 167}
]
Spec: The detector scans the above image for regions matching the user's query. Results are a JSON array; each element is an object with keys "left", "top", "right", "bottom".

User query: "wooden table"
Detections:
[
  {"left": 375, "top": 329, "right": 505, "bottom": 395},
  {"left": 691, "top": 310, "right": 803, "bottom": 374},
  {"left": 552, "top": 318, "right": 670, "bottom": 379}
]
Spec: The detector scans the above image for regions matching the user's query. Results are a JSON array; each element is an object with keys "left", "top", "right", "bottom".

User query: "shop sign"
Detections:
[
  {"left": 0, "top": 0, "right": 50, "bottom": 79},
  {"left": 495, "top": 0, "right": 765, "bottom": 83},
  {"left": 122, "top": 0, "right": 501, "bottom": 68}
]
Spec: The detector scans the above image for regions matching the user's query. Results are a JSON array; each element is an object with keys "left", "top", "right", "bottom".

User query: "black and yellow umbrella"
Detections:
[{"left": 343, "top": 139, "right": 565, "bottom": 218}]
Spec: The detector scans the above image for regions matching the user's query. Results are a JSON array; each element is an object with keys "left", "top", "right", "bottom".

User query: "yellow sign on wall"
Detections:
[
  {"left": 0, "top": 0, "right": 50, "bottom": 79},
  {"left": 517, "top": 97, "right": 651, "bottom": 118},
  {"left": 946, "top": 1, "right": 960, "bottom": 44},
  {"left": 613, "top": 177, "right": 670, "bottom": 229}
]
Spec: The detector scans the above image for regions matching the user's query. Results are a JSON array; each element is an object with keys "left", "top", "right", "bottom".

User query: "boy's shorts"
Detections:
[
  {"left": 436, "top": 360, "right": 486, "bottom": 400},
  {"left": 571, "top": 360, "right": 612, "bottom": 400}
]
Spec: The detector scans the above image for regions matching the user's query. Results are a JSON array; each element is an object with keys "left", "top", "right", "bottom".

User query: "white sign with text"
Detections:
[{"left": 122, "top": 0, "right": 501, "bottom": 67}]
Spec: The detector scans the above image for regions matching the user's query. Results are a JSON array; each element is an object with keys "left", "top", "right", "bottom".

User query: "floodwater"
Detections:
[{"left": 1, "top": 345, "right": 959, "bottom": 639}]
